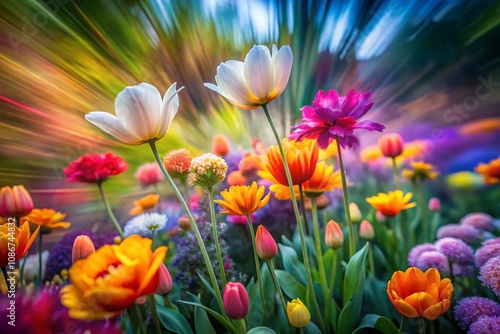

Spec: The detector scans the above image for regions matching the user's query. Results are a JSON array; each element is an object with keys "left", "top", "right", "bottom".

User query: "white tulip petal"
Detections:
[
  {"left": 217, "top": 62, "right": 255, "bottom": 106},
  {"left": 272, "top": 44, "right": 278, "bottom": 59},
  {"left": 85, "top": 112, "right": 142, "bottom": 145},
  {"left": 115, "top": 83, "right": 162, "bottom": 140},
  {"left": 243, "top": 45, "right": 274, "bottom": 100},
  {"left": 160, "top": 83, "right": 184, "bottom": 138},
  {"left": 272, "top": 45, "right": 293, "bottom": 96}
]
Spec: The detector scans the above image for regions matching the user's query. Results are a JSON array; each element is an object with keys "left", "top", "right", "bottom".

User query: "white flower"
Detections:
[
  {"left": 85, "top": 82, "right": 184, "bottom": 145},
  {"left": 123, "top": 213, "right": 168, "bottom": 237},
  {"left": 204, "top": 44, "right": 293, "bottom": 110},
  {"left": 23, "top": 250, "right": 49, "bottom": 283},
  {"left": 188, "top": 153, "right": 228, "bottom": 187}
]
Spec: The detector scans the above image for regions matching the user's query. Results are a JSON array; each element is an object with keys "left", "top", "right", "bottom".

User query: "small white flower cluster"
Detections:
[
  {"left": 23, "top": 250, "right": 50, "bottom": 283},
  {"left": 188, "top": 153, "right": 228, "bottom": 187},
  {"left": 123, "top": 213, "right": 168, "bottom": 238}
]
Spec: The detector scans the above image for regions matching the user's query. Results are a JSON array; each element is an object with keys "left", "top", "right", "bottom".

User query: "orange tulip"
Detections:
[
  {"left": 21, "top": 208, "right": 71, "bottom": 232},
  {"left": 72, "top": 235, "right": 96, "bottom": 263},
  {"left": 60, "top": 235, "right": 167, "bottom": 320},
  {"left": 215, "top": 182, "right": 270, "bottom": 216},
  {"left": 0, "top": 185, "right": 34, "bottom": 218},
  {"left": 129, "top": 194, "right": 160, "bottom": 216},
  {"left": 387, "top": 267, "right": 453, "bottom": 320},
  {"left": 366, "top": 190, "right": 416, "bottom": 217},
  {"left": 259, "top": 138, "right": 318, "bottom": 186},
  {"left": 0, "top": 222, "right": 40, "bottom": 267},
  {"left": 475, "top": 157, "right": 500, "bottom": 185},
  {"left": 324, "top": 220, "right": 343, "bottom": 249}
]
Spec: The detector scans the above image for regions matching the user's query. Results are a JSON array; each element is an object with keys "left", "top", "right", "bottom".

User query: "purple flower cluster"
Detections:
[
  {"left": 460, "top": 212, "right": 494, "bottom": 231},
  {"left": 44, "top": 229, "right": 116, "bottom": 281},
  {"left": 479, "top": 256, "right": 500, "bottom": 297},
  {"left": 436, "top": 224, "right": 482, "bottom": 244},
  {"left": 454, "top": 297, "right": 500, "bottom": 330},
  {"left": 475, "top": 240, "right": 500, "bottom": 268},
  {"left": 468, "top": 316, "right": 500, "bottom": 334},
  {"left": 435, "top": 237, "right": 474, "bottom": 263}
]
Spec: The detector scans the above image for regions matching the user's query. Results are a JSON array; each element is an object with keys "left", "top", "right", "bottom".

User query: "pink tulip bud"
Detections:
[
  {"left": 156, "top": 263, "right": 173, "bottom": 296},
  {"left": 223, "top": 282, "right": 249, "bottom": 320},
  {"left": 212, "top": 134, "right": 230, "bottom": 156},
  {"left": 325, "top": 220, "right": 343, "bottom": 249},
  {"left": 379, "top": 133, "right": 404, "bottom": 158},
  {"left": 359, "top": 220, "right": 375, "bottom": 240},
  {"left": 72, "top": 235, "right": 95, "bottom": 263},
  {"left": 255, "top": 225, "right": 278, "bottom": 260},
  {"left": 428, "top": 198, "right": 441, "bottom": 212},
  {"left": 0, "top": 185, "right": 34, "bottom": 218},
  {"left": 376, "top": 211, "right": 387, "bottom": 223}
]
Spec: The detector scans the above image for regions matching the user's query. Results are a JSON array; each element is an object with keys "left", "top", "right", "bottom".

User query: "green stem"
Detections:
[
  {"left": 325, "top": 250, "right": 338, "bottom": 332},
  {"left": 209, "top": 188, "right": 227, "bottom": 287},
  {"left": 134, "top": 303, "right": 146, "bottom": 334},
  {"left": 37, "top": 233, "right": 43, "bottom": 287},
  {"left": 246, "top": 215, "right": 268, "bottom": 325},
  {"left": 398, "top": 316, "right": 405, "bottom": 333},
  {"left": 335, "top": 139, "right": 355, "bottom": 257},
  {"left": 148, "top": 295, "right": 162, "bottom": 334},
  {"left": 311, "top": 199, "right": 329, "bottom": 322},
  {"left": 149, "top": 140, "right": 226, "bottom": 318},
  {"left": 418, "top": 316, "right": 425, "bottom": 334},
  {"left": 299, "top": 184, "right": 310, "bottom": 235},
  {"left": 299, "top": 328, "right": 305, "bottom": 334},
  {"left": 418, "top": 178, "right": 428, "bottom": 242},
  {"left": 391, "top": 157, "right": 400, "bottom": 190},
  {"left": 237, "top": 319, "right": 247, "bottom": 333},
  {"left": 164, "top": 295, "right": 174, "bottom": 309},
  {"left": 97, "top": 182, "right": 124, "bottom": 239},
  {"left": 19, "top": 257, "right": 26, "bottom": 285},
  {"left": 400, "top": 212, "right": 408, "bottom": 264},
  {"left": 368, "top": 242, "right": 375, "bottom": 278},
  {"left": 268, "top": 259, "right": 292, "bottom": 332},
  {"left": 262, "top": 104, "right": 324, "bottom": 332}
]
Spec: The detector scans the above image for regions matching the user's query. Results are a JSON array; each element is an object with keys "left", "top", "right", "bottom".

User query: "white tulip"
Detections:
[
  {"left": 204, "top": 44, "right": 293, "bottom": 110},
  {"left": 85, "top": 82, "right": 184, "bottom": 145}
]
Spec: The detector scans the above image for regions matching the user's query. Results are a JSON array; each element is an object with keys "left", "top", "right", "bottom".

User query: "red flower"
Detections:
[{"left": 64, "top": 152, "right": 128, "bottom": 184}]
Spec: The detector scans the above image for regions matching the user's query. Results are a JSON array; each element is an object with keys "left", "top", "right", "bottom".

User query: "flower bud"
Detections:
[
  {"left": 223, "top": 282, "right": 249, "bottom": 320},
  {"left": 376, "top": 211, "right": 387, "bottom": 223},
  {"left": 359, "top": 220, "right": 375, "bottom": 240},
  {"left": 428, "top": 197, "right": 441, "bottom": 212},
  {"left": 177, "top": 215, "right": 192, "bottom": 231},
  {"left": 0, "top": 185, "right": 34, "bottom": 218},
  {"left": 72, "top": 235, "right": 95, "bottom": 263},
  {"left": 315, "top": 194, "right": 330, "bottom": 210},
  {"left": 113, "top": 235, "right": 122, "bottom": 245},
  {"left": 349, "top": 202, "right": 362, "bottom": 223},
  {"left": 379, "top": 133, "right": 404, "bottom": 158},
  {"left": 255, "top": 225, "right": 278, "bottom": 260},
  {"left": 287, "top": 298, "right": 311, "bottom": 328},
  {"left": 212, "top": 134, "right": 230, "bottom": 156},
  {"left": 155, "top": 263, "right": 173, "bottom": 296},
  {"left": 325, "top": 220, "right": 343, "bottom": 249}
]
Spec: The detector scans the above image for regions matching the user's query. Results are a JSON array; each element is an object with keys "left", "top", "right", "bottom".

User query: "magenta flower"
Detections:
[{"left": 290, "top": 89, "right": 385, "bottom": 149}]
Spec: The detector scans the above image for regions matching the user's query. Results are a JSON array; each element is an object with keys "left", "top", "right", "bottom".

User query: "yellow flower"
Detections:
[
  {"left": 0, "top": 222, "right": 40, "bottom": 267},
  {"left": 215, "top": 182, "right": 270, "bottom": 215},
  {"left": 259, "top": 138, "right": 318, "bottom": 186},
  {"left": 387, "top": 267, "right": 453, "bottom": 320},
  {"left": 445, "top": 171, "right": 483, "bottom": 189},
  {"left": 129, "top": 194, "right": 160, "bottom": 216},
  {"left": 366, "top": 190, "right": 416, "bottom": 217},
  {"left": 287, "top": 298, "right": 311, "bottom": 328},
  {"left": 60, "top": 235, "right": 167, "bottom": 320},
  {"left": 360, "top": 145, "right": 383, "bottom": 164},
  {"left": 21, "top": 208, "right": 71, "bottom": 232},
  {"left": 475, "top": 157, "right": 500, "bottom": 185},
  {"left": 402, "top": 161, "right": 439, "bottom": 182}
]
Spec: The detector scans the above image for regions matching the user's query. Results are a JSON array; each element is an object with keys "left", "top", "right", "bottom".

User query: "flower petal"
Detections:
[
  {"left": 159, "top": 83, "right": 184, "bottom": 138},
  {"left": 216, "top": 61, "right": 257, "bottom": 108},
  {"left": 85, "top": 112, "right": 142, "bottom": 145},
  {"left": 272, "top": 45, "right": 293, "bottom": 97},
  {"left": 243, "top": 45, "right": 273, "bottom": 100}
]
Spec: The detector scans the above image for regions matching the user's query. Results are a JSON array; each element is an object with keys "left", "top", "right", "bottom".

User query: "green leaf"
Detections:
[
  {"left": 352, "top": 314, "right": 399, "bottom": 334},
  {"left": 197, "top": 271, "right": 215, "bottom": 296},
  {"left": 278, "top": 244, "right": 307, "bottom": 285},
  {"left": 246, "top": 327, "right": 277, "bottom": 333},
  {"left": 186, "top": 293, "right": 216, "bottom": 334},
  {"left": 178, "top": 301, "right": 238, "bottom": 334},
  {"left": 156, "top": 304, "right": 194, "bottom": 334},
  {"left": 304, "top": 321, "right": 322, "bottom": 334},
  {"left": 338, "top": 243, "right": 369, "bottom": 334},
  {"left": 275, "top": 269, "right": 307, "bottom": 301}
]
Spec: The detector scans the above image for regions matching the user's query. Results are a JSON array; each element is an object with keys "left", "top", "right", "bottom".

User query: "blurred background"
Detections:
[{"left": 1, "top": 0, "right": 500, "bottom": 245}]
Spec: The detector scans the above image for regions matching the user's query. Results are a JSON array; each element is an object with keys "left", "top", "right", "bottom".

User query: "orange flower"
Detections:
[
  {"left": 163, "top": 149, "right": 192, "bottom": 178},
  {"left": 402, "top": 161, "right": 439, "bottom": 182},
  {"left": 212, "top": 134, "right": 231, "bottom": 156},
  {"left": 60, "top": 235, "right": 167, "bottom": 320},
  {"left": 129, "top": 194, "right": 159, "bottom": 216},
  {"left": 239, "top": 154, "right": 263, "bottom": 177},
  {"left": 387, "top": 267, "right": 453, "bottom": 320},
  {"left": 0, "top": 185, "right": 34, "bottom": 218},
  {"left": 259, "top": 138, "right": 318, "bottom": 186},
  {"left": 227, "top": 170, "right": 248, "bottom": 186},
  {"left": 475, "top": 157, "right": 500, "bottom": 184},
  {"left": 366, "top": 190, "right": 416, "bottom": 217},
  {"left": 0, "top": 222, "right": 40, "bottom": 267},
  {"left": 21, "top": 208, "right": 71, "bottom": 232},
  {"left": 215, "top": 182, "right": 270, "bottom": 215}
]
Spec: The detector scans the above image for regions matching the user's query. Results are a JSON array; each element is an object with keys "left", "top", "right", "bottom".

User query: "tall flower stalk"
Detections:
[
  {"left": 336, "top": 139, "right": 355, "bottom": 257},
  {"left": 310, "top": 198, "right": 329, "bottom": 306},
  {"left": 262, "top": 103, "right": 324, "bottom": 332},
  {"left": 149, "top": 140, "right": 226, "bottom": 317},
  {"left": 97, "top": 182, "right": 124, "bottom": 239},
  {"left": 208, "top": 188, "right": 227, "bottom": 287}
]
